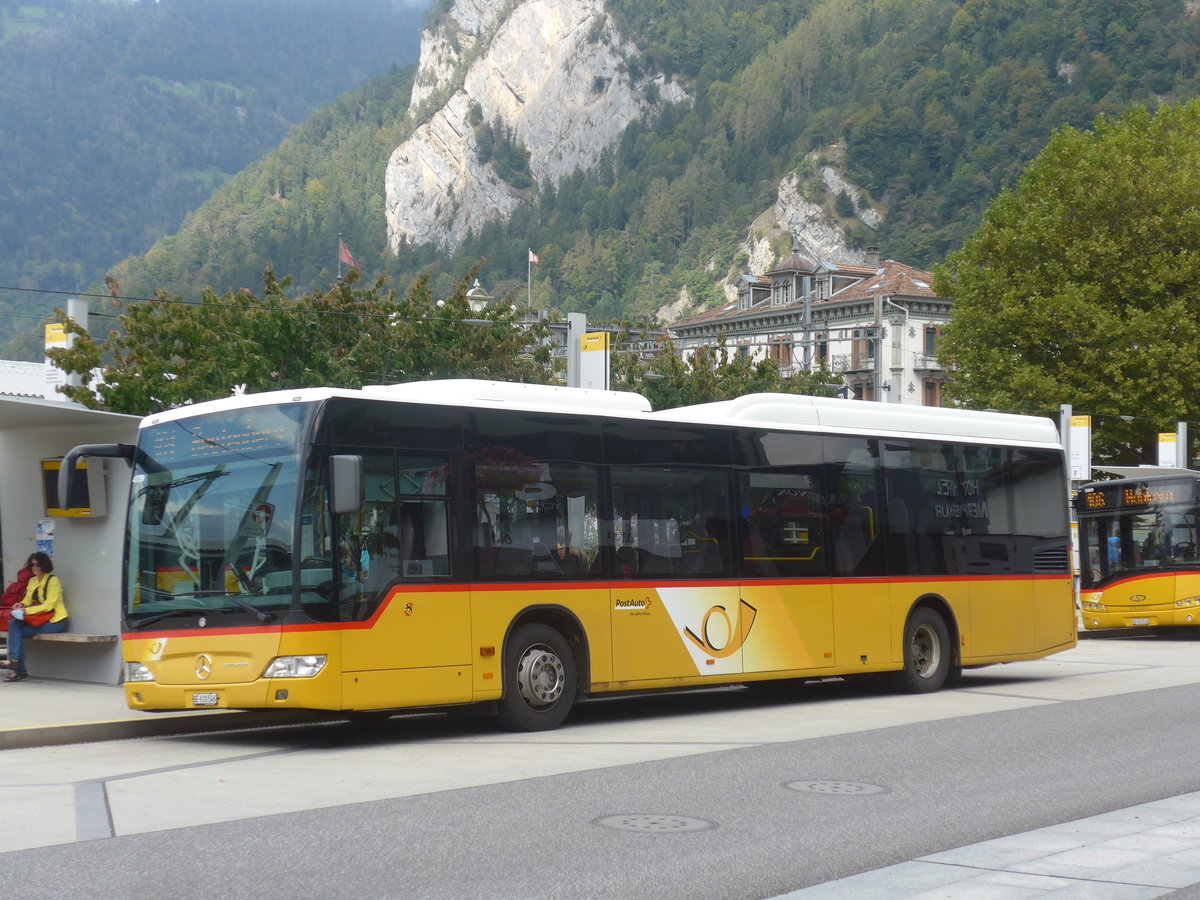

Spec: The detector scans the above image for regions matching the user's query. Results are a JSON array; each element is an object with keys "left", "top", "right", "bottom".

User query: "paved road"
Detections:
[{"left": 3, "top": 635, "right": 1200, "bottom": 898}]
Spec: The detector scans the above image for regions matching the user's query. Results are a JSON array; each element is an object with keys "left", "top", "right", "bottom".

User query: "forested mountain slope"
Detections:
[
  {"left": 104, "top": 0, "right": 1200, "bottom": 327},
  {"left": 0, "top": 0, "right": 424, "bottom": 354}
]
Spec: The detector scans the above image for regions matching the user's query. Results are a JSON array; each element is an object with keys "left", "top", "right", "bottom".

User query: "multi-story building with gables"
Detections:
[{"left": 668, "top": 239, "right": 952, "bottom": 406}]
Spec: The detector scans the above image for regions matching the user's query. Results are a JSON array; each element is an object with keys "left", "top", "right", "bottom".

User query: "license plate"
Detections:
[
  {"left": 192, "top": 692, "right": 219, "bottom": 707},
  {"left": 1131, "top": 618, "right": 1150, "bottom": 626}
]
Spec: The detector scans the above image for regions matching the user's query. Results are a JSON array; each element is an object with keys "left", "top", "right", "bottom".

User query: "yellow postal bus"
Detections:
[
  {"left": 1075, "top": 473, "right": 1200, "bottom": 630},
  {"left": 63, "top": 380, "right": 1076, "bottom": 730}
]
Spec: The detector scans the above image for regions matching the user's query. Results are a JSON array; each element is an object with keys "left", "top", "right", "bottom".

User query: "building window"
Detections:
[
  {"left": 924, "top": 380, "right": 941, "bottom": 407},
  {"left": 924, "top": 326, "right": 939, "bottom": 356},
  {"left": 770, "top": 340, "right": 793, "bottom": 366},
  {"left": 852, "top": 331, "right": 875, "bottom": 369}
]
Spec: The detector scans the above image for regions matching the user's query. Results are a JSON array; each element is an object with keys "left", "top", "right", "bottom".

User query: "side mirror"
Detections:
[
  {"left": 59, "top": 443, "right": 136, "bottom": 512},
  {"left": 329, "top": 455, "right": 363, "bottom": 515}
]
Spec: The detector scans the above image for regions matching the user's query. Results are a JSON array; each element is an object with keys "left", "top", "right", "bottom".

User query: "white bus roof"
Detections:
[
  {"left": 652, "top": 393, "right": 1061, "bottom": 448},
  {"left": 140, "top": 380, "right": 1060, "bottom": 449}
]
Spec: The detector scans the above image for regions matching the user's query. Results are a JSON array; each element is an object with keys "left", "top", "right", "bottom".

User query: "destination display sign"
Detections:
[
  {"left": 142, "top": 406, "right": 308, "bottom": 465},
  {"left": 1076, "top": 478, "right": 1193, "bottom": 511}
]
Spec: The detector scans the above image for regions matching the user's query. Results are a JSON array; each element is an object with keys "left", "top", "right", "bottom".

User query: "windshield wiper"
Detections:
[
  {"left": 129, "top": 590, "right": 274, "bottom": 626},
  {"left": 220, "top": 589, "right": 274, "bottom": 623}
]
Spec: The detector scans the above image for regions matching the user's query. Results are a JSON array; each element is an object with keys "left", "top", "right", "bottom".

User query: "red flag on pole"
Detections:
[
  {"left": 339, "top": 240, "right": 358, "bottom": 268},
  {"left": 528, "top": 249, "right": 539, "bottom": 265}
]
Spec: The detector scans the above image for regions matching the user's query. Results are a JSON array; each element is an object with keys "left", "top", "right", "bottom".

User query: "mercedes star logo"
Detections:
[{"left": 195, "top": 654, "right": 213, "bottom": 680}]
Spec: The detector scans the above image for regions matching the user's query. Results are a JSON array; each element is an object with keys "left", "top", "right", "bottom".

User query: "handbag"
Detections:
[
  {"left": 22, "top": 575, "right": 57, "bottom": 627},
  {"left": 23, "top": 609, "right": 54, "bottom": 628}
]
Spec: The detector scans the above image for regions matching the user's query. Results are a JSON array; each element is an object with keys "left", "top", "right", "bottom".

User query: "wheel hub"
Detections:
[
  {"left": 515, "top": 645, "right": 565, "bottom": 708},
  {"left": 912, "top": 623, "right": 941, "bottom": 678}
]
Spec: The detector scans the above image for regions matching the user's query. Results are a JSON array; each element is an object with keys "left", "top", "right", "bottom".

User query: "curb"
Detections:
[{"left": 0, "top": 709, "right": 338, "bottom": 751}]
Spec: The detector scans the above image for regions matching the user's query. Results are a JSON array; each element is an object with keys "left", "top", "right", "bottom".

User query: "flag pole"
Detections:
[
  {"left": 337, "top": 232, "right": 343, "bottom": 281},
  {"left": 527, "top": 249, "right": 532, "bottom": 310}
]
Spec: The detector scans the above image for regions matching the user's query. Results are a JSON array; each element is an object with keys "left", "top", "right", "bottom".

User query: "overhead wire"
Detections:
[{"left": 0, "top": 282, "right": 513, "bottom": 325}]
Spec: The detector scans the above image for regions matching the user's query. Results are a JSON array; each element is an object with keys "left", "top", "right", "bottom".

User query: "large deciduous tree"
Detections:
[
  {"left": 49, "top": 267, "right": 552, "bottom": 415},
  {"left": 934, "top": 99, "right": 1200, "bottom": 463}
]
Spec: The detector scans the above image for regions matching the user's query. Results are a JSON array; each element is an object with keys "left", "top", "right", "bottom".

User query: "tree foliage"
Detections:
[
  {"left": 0, "top": 0, "right": 423, "bottom": 352},
  {"left": 49, "top": 267, "right": 553, "bottom": 416},
  {"left": 934, "top": 98, "right": 1200, "bottom": 463},
  {"left": 611, "top": 335, "right": 839, "bottom": 409}
]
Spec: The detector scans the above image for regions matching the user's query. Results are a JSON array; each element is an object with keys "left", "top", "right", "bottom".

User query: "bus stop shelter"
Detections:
[{"left": 0, "top": 395, "right": 138, "bottom": 683}]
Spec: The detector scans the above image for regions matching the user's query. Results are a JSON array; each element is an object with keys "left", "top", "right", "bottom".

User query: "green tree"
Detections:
[
  {"left": 49, "top": 267, "right": 552, "bottom": 416},
  {"left": 934, "top": 99, "right": 1200, "bottom": 463},
  {"left": 611, "top": 334, "right": 838, "bottom": 410}
]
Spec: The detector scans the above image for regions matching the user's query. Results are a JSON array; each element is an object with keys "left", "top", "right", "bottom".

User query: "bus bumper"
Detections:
[
  {"left": 124, "top": 675, "right": 340, "bottom": 711},
  {"left": 1079, "top": 608, "right": 1200, "bottom": 630}
]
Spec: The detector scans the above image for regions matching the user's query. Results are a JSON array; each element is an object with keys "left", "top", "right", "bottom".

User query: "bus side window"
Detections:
[
  {"left": 330, "top": 450, "right": 451, "bottom": 620},
  {"left": 610, "top": 466, "right": 731, "bottom": 578},
  {"left": 471, "top": 449, "right": 599, "bottom": 581},
  {"left": 883, "top": 440, "right": 963, "bottom": 577},
  {"left": 737, "top": 470, "right": 827, "bottom": 578},
  {"left": 337, "top": 451, "right": 397, "bottom": 620},
  {"left": 824, "top": 436, "right": 884, "bottom": 577}
]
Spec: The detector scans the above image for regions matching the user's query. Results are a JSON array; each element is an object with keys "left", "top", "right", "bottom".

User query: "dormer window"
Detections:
[{"left": 773, "top": 281, "right": 791, "bottom": 306}]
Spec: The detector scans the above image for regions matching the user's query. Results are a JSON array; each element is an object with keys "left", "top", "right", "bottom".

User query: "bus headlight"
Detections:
[
  {"left": 262, "top": 655, "right": 327, "bottom": 678},
  {"left": 124, "top": 662, "right": 155, "bottom": 683}
]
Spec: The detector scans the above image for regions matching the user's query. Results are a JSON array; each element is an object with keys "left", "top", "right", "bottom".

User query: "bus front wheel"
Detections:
[
  {"left": 496, "top": 624, "right": 577, "bottom": 731},
  {"left": 891, "top": 608, "right": 951, "bottom": 694}
]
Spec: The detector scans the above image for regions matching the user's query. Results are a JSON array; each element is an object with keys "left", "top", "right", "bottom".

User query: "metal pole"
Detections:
[
  {"left": 1179, "top": 420, "right": 1189, "bottom": 469},
  {"left": 567, "top": 313, "right": 585, "bottom": 388},
  {"left": 1060, "top": 403, "right": 1073, "bottom": 495}
]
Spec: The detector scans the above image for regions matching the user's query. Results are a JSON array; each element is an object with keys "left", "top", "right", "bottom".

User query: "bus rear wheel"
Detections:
[
  {"left": 496, "top": 624, "right": 577, "bottom": 731},
  {"left": 891, "top": 607, "right": 951, "bottom": 694}
]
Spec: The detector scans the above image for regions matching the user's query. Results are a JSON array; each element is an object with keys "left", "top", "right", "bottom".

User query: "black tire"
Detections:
[
  {"left": 890, "top": 607, "right": 951, "bottom": 694},
  {"left": 496, "top": 624, "right": 577, "bottom": 731}
]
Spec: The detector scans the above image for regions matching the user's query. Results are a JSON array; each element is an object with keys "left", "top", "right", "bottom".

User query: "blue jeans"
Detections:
[{"left": 6, "top": 618, "right": 68, "bottom": 676}]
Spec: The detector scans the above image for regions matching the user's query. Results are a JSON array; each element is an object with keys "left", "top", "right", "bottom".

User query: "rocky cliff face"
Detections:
[
  {"left": 388, "top": 0, "right": 878, "bottom": 324},
  {"left": 385, "top": 0, "right": 686, "bottom": 252}
]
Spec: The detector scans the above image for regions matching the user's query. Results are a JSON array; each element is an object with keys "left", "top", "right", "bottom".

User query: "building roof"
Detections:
[
  {"left": 0, "top": 394, "right": 139, "bottom": 429},
  {"left": 672, "top": 259, "right": 940, "bottom": 331},
  {"left": 0, "top": 360, "right": 49, "bottom": 399},
  {"left": 825, "top": 260, "right": 938, "bottom": 303}
]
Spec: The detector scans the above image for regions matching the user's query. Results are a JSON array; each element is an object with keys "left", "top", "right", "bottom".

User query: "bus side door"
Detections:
[{"left": 335, "top": 450, "right": 472, "bottom": 709}]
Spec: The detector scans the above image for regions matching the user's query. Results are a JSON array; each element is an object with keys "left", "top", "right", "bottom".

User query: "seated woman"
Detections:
[{"left": 2, "top": 552, "right": 69, "bottom": 682}]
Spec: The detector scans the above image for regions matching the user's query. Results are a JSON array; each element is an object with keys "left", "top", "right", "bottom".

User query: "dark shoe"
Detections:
[
  {"left": 0, "top": 659, "right": 15, "bottom": 669},
  {"left": 4, "top": 671, "right": 27, "bottom": 682}
]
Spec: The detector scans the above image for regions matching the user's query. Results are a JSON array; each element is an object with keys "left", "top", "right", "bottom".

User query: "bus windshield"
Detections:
[
  {"left": 1078, "top": 496, "right": 1200, "bottom": 588},
  {"left": 125, "top": 403, "right": 313, "bottom": 627}
]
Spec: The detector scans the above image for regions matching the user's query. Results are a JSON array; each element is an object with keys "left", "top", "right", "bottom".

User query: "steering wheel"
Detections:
[{"left": 1174, "top": 542, "right": 1196, "bottom": 556}]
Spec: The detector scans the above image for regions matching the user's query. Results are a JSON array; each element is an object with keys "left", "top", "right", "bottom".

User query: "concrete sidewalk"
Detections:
[{"left": 0, "top": 676, "right": 329, "bottom": 749}]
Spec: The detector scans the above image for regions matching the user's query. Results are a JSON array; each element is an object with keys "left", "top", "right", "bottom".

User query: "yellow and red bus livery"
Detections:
[{"left": 63, "top": 380, "right": 1076, "bottom": 730}]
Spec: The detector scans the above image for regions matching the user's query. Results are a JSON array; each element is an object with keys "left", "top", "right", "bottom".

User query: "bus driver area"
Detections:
[{"left": 61, "top": 379, "right": 1077, "bottom": 731}]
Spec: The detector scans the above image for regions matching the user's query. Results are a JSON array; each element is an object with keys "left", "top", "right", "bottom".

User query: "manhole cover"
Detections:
[
  {"left": 593, "top": 814, "right": 716, "bottom": 833},
  {"left": 786, "top": 780, "right": 888, "bottom": 795}
]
